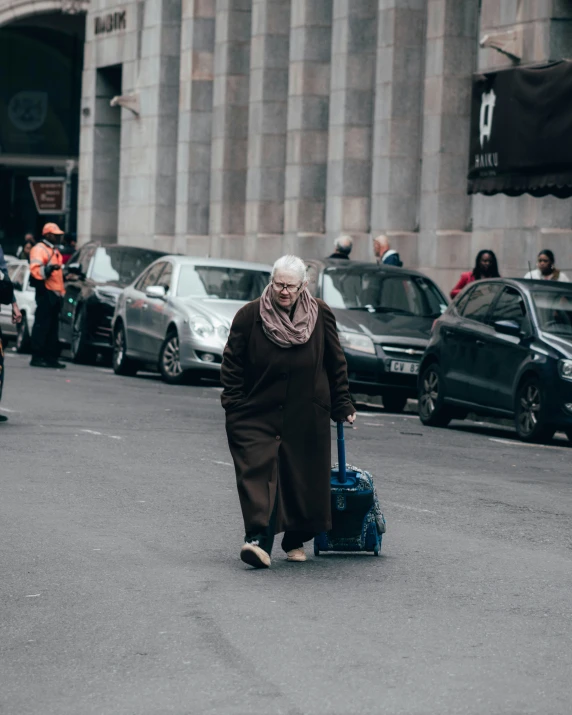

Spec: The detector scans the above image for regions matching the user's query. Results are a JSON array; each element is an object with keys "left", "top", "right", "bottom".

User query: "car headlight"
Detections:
[
  {"left": 189, "top": 315, "right": 214, "bottom": 338},
  {"left": 94, "top": 288, "right": 118, "bottom": 304},
  {"left": 338, "top": 331, "right": 376, "bottom": 355},
  {"left": 558, "top": 359, "right": 572, "bottom": 381}
]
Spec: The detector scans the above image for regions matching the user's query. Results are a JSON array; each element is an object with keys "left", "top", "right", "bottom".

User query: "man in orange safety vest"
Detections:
[{"left": 29, "top": 223, "right": 66, "bottom": 368}]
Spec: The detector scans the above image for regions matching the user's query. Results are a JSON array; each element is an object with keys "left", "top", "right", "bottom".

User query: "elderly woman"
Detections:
[{"left": 221, "top": 255, "right": 356, "bottom": 569}]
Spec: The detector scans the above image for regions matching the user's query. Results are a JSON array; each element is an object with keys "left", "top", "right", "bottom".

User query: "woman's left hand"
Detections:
[{"left": 346, "top": 413, "right": 356, "bottom": 424}]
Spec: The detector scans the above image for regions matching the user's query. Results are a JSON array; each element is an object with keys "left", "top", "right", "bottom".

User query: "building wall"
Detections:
[{"left": 71, "top": 0, "right": 572, "bottom": 291}]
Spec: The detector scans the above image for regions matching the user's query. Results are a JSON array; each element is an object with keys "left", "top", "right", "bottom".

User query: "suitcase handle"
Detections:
[{"left": 337, "top": 421, "right": 347, "bottom": 484}]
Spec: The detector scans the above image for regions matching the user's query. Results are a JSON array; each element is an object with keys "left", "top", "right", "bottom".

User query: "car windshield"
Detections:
[
  {"left": 176, "top": 266, "right": 270, "bottom": 301},
  {"left": 531, "top": 289, "right": 572, "bottom": 336},
  {"left": 322, "top": 268, "right": 447, "bottom": 317},
  {"left": 90, "top": 247, "right": 164, "bottom": 286}
]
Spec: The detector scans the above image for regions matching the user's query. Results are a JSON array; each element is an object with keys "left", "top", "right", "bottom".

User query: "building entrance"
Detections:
[{"left": 0, "top": 11, "right": 84, "bottom": 254}]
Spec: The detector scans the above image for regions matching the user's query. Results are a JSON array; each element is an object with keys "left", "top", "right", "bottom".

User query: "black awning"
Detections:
[{"left": 468, "top": 60, "right": 572, "bottom": 198}]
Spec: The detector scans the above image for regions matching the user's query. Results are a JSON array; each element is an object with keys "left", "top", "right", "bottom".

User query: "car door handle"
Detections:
[
  {"left": 126, "top": 297, "right": 133, "bottom": 305},
  {"left": 142, "top": 303, "right": 149, "bottom": 310},
  {"left": 475, "top": 339, "right": 485, "bottom": 347}
]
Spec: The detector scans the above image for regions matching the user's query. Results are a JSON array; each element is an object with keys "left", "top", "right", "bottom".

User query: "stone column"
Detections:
[
  {"left": 209, "top": 0, "right": 252, "bottom": 258},
  {"left": 370, "top": 0, "right": 426, "bottom": 266},
  {"left": 418, "top": 0, "right": 478, "bottom": 287},
  {"left": 244, "top": 0, "right": 291, "bottom": 262},
  {"left": 117, "top": 0, "right": 181, "bottom": 250},
  {"left": 174, "top": 0, "right": 216, "bottom": 256},
  {"left": 284, "top": 0, "right": 332, "bottom": 256},
  {"left": 326, "top": 0, "right": 377, "bottom": 259},
  {"left": 78, "top": 67, "right": 121, "bottom": 246}
]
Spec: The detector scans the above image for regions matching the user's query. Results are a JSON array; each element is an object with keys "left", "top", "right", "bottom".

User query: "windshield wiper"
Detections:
[{"left": 347, "top": 306, "right": 415, "bottom": 315}]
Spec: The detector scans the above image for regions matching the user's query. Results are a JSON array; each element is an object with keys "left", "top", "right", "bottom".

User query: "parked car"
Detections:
[
  {"left": 112, "top": 256, "right": 271, "bottom": 383},
  {"left": 59, "top": 243, "right": 166, "bottom": 363},
  {"left": 0, "top": 259, "right": 36, "bottom": 352},
  {"left": 305, "top": 260, "right": 448, "bottom": 412},
  {"left": 418, "top": 278, "right": 572, "bottom": 443}
]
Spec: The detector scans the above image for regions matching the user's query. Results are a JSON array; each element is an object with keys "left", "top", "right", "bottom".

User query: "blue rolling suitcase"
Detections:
[{"left": 314, "top": 422, "right": 386, "bottom": 557}]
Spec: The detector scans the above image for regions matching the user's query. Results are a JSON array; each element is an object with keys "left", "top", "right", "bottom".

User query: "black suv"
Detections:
[
  {"left": 419, "top": 278, "right": 572, "bottom": 443},
  {"left": 306, "top": 260, "right": 448, "bottom": 412},
  {"left": 59, "top": 243, "right": 166, "bottom": 363}
]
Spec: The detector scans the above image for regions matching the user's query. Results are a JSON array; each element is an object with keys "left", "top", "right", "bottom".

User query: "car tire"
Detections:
[
  {"left": 112, "top": 323, "right": 138, "bottom": 376},
  {"left": 418, "top": 363, "right": 454, "bottom": 427},
  {"left": 382, "top": 392, "right": 408, "bottom": 413},
  {"left": 514, "top": 377, "right": 554, "bottom": 443},
  {"left": 159, "top": 330, "right": 186, "bottom": 385},
  {"left": 70, "top": 305, "right": 94, "bottom": 364},
  {"left": 15, "top": 314, "right": 31, "bottom": 353}
]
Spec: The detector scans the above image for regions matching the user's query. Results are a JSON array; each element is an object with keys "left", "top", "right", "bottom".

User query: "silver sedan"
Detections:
[{"left": 111, "top": 256, "right": 271, "bottom": 383}]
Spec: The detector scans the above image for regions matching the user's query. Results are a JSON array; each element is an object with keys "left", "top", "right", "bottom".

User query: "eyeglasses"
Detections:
[{"left": 272, "top": 281, "right": 302, "bottom": 294}]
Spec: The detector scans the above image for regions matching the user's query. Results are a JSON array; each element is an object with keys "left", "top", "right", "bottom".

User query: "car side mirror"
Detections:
[
  {"left": 494, "top": 319, "right": 521, "bottom": 338},
  {"left": 145, "top": 285, "right": 166, "bottom": 300}
]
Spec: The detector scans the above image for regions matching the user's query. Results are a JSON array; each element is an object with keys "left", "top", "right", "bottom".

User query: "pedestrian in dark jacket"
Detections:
[
  {"left": 328, "top": 234, "right": 353, "bottom": 259},
  {"left": 221, "top": 255, "right": 356, "bottom": 569},
  {"left": 450, "top": 249, "right": 500, "bottom": 299},
  {"left": 373, "top": 234, "right": 402, "bottom": 266}
]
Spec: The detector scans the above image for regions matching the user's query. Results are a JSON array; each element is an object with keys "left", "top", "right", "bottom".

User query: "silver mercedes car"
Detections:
[{"left": 111, "top": 256, "right": 271, "bottom": 383}]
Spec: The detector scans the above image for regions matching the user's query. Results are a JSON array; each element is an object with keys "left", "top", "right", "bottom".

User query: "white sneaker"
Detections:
[
  {"left": 286, "top": 548, "right": 307, "bottom": 562},
  {"left": 240, "top": 541, "right": 271, "bottom": 569}
]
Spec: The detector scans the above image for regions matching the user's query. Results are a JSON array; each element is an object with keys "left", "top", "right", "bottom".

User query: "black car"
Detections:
[
  {"left": 418, "top": 278, "right": 572, "bottom": 443},
  {"left": 306, "top": 260, "right": 449, "bottom": 412},
  {"left": 60, "top": 243, "right": 166, "bottom": 363}
]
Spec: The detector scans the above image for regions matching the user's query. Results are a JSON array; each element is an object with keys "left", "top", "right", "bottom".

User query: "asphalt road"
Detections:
[{"left": 1, "top": 350, "right": 572, "bottom": 715}]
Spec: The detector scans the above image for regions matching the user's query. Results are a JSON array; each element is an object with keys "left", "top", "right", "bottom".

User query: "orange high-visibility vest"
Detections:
[{"left": 30, "top": 242, "right": 65, "bottom": 295}]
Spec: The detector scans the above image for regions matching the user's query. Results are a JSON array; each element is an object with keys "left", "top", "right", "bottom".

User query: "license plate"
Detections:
[{"left": 390, "top": 360, "right": 419, "bottom": 374}]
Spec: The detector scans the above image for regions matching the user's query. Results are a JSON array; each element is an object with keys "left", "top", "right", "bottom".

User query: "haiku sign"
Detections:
[{"left": 29, "top": 178, "right": 66, "bottom": 214}]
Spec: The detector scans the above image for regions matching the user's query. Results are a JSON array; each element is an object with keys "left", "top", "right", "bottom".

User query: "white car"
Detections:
[
  {"left": 112, "top": 256, "right": 271, "bottom": 383},
  {"left": 0, "top": 260, "right": 36, "bottom": 352}
]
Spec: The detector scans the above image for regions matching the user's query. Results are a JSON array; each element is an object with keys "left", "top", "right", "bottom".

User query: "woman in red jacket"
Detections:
[{"left": 450, "top": 249, "right": 500, "bottom": 299}]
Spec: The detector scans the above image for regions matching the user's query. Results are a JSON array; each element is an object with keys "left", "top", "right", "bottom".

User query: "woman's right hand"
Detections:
[{"left": 346, "top": 413, "right": 356, "bottom": 424}]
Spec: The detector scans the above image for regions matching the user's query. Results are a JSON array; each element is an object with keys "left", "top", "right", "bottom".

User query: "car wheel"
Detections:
[
  {"left": 15, "top": 314, "right": 31, "bottom": 353},
  {"left": 112, "top": 324, "right": 138, "bottom": 376},
  {"left": 159, "top": 331, "right": 186, "bottom": 385},
  {"left": 70, "top": 305, "right": 94, "bottom": 364},
  {"left": 418, "top": 363, "right": 453, "bottom": 427},
  {"left": 514, "top": 377, "right": 554, "bottom": 443},
  {"left": 382, "top": 392, "right": 408, "bottom": 413}
]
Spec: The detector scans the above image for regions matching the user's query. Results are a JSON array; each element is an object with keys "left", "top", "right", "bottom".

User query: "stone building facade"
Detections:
[{"left": 2, "top": 1, "right": 572, "bottom": 290}]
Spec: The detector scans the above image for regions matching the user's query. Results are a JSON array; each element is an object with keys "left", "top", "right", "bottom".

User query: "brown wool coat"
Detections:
[{"left": 221, "top": 298, "right": 355, "bottom": 535}]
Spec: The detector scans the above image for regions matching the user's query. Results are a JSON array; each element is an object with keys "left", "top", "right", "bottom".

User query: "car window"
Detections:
[
  {"left": 531, "top": 289, "right": 572, "bottom": 337},
  {"left": 88, "top": 247, "right": 165, "bottom": 286},
  {"left": 322, "top": 268, "right": 447, "bottom": 317},
  {"left": 157, "top": 262, "right": 173, "bottom": 292},
  {"left": 176, "top": 266, "right": 270, "bottom": 300},
  {"left": 134, "top": 266, "right": 151, "bottom": 292},
  {"left": 8, "top": 264, "right": 22, "bottom": 281},
  {"left": 459, "top": 283, "right": 501, "bottom": 323},
  {"left": 490, "top": 287, "right": 529, "bottom": 330},
  {"left": 140, "top": 262, "right": 167, "bottom": 291},
  {"left": 78, "top": 246, "right": 96, "bottom": 275},
  {"left": 305, "top": 263, "right": 319, "bottom": 296}
]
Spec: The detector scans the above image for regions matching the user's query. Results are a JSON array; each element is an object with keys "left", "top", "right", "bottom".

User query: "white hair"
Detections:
[
  {"left": 374, "top": 234, "right": 390, "bottom": 248},
  {"left": 271, "top": 255, "right": 307, "bottom": 282},
  {"left": 334, "top": 234, "right": 353, "bottom": 254}
]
